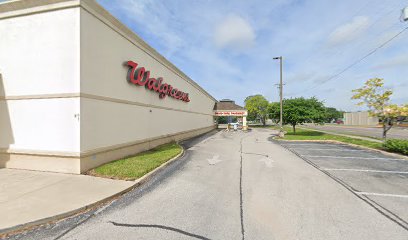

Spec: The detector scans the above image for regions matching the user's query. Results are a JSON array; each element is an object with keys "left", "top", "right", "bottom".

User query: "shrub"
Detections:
[{"left": 383, "top": 139, "right": 408, "bottom": 155}]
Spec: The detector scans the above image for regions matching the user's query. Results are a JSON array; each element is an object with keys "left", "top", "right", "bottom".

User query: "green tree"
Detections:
[
  {"left": 246, "top": 111, "right": 257, "bottom": 122},
  {"left": 216, "top": 116, "right": 228, "bottom": 124},
  {"left": 277, "top": 97, "right": 326, "bottom": 133},
  {"left": 325, "top": 107, "right": 344, "bottom": 123},
  {"left": 352, "top": 78, "right": 408, "bottom": 140},
  {"left": 267, "top": 102, "right": 280, "bottom": 123},
  {"left": 244, "top": 95, "right": 269, "bottom": 125}
]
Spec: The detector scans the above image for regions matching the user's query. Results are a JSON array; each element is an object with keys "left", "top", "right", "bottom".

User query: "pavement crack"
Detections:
[
  {"left": 239, "top": 135, "right": 251, "bottom": 240},
  {"left": 110, "top": 222, "right": 212, "bottom": 240}
]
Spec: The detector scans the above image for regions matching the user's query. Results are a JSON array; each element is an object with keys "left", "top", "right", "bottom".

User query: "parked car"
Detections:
[
  {"left": 230, "top": 122, "right": 243, "bottom": 130},
  {"left": 335, "top": 119, "right": 344, "bottom": 124}
]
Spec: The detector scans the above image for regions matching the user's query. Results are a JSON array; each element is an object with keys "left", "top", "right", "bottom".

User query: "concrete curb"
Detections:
[
  {"left": 274, "top": 138, "right": 408, "bottom": 160},
  {"left": 0, "top": 144, "right": 185, "bottom": 238}
]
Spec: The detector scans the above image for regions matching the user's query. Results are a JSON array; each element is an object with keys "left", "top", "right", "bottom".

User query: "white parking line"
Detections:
[
  {"left": 295, "top": 148, "right": 364, "bottom": 152},
  {"left": 284, "top": 144, "right": 347, "bottom": 146},
  {"left": 356, "top": 192, "right": 408, "bottom": 198},
  {"left": 321, "top": 168, "right": 408, "bottom": 174},
  {"left": 302, "top": 155, "right": 405, "bottom": 161}
]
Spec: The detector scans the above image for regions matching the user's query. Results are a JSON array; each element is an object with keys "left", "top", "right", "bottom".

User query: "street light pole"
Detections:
[{"left": 273, "top": 56, "right": 284, "bottom": 137}]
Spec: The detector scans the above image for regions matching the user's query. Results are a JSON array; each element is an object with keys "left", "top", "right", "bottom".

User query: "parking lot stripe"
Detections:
[
  {"left": 283, "top": 144, "right": 347, "bottom": 146},
  {"left": 294, "top": 148, "right": 364, "bottom": 152},
  {"left": 321, "top": 168, "right": 408, "bottom": 174},
  {"left": 302, "top": 155, "right": 405, "bottom": 161},
  {"left": 356, "top": 192, "right": 408, "bottom": 199},
  {"left": 278, "top": 141, "right": 408, "bottom": 230}
]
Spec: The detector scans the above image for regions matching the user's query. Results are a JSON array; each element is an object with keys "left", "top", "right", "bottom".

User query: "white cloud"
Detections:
[
  {"left": 328, "top": 16, "right": 370, "bottom": 46},
  {"left": 373, "top": 54, "right": 408, "bottom": 70},
  {"left": 214, "top": 14, "right": 255, "bottom": 51},
  {"left": 116, "top": 0, "right": 184, "bottom": 56},
  {"left": 123, "top": 0, "right": 151, "bottom": 16}
]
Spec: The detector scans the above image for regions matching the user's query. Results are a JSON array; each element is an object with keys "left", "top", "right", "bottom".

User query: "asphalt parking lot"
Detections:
[
  {"left": 279, "top": 141, "right": 408, "bottom": 230},
  {"left": 5, "top": 130, "right": 408, "bottom": 239}
]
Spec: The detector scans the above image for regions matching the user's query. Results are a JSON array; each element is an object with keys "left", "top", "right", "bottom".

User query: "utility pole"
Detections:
[{"left": 273, "top": 56, "right": 284, "bottom": 137}]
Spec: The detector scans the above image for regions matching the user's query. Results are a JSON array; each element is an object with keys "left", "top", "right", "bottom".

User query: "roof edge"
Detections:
[{"left": 0, "top": 0, "right": 217, "bottom": 102}]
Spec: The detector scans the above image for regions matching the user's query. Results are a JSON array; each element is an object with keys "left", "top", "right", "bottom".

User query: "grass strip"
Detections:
[
  {"left": 300, "top": 126, "right": 382, "bottom": 141},
  {"left": 272, "top": 126, "right": 383, "bottom": 150},
  {"left": 88, "top": 143, "right": 182, "bottom": 181}
]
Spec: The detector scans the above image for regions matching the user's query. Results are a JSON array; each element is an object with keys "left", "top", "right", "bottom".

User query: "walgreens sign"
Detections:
[{"left": 126, "top": 61, "right": 190, "bottom": 102}]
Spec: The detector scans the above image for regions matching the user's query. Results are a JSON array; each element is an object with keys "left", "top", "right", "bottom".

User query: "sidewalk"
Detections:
[{"left": 0, "top": 168, "right": 134, "bottom": 234}]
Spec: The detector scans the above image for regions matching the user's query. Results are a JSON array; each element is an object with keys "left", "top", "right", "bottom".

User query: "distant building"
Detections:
[
  {"left": 214, "top": 99, "right": 246, "bottom": 113},
  {"left": 213, "top": 99, "right": 248, "bottom": 129},
  {"left": 343, "top": 111, "right": 379, "bottom": 126}
]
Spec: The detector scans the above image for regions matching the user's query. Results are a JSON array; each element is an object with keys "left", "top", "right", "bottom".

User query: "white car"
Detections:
[{"left": 230, "top": 122, "right": 242, "bottom": 130}]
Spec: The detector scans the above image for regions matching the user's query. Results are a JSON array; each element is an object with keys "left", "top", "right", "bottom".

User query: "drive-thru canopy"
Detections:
[{"left": 214, "top": 99, "right": 248, "bottom": 130}]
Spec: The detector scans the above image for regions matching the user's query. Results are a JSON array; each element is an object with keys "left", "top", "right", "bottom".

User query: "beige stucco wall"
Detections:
[
  {"left": 0, "top": 0, "right": 216, "bottom": 173},
  {"left": 80, "top": 98, "right": 214, "bottom": 153},
  {"left": 79, "top": 7, "right": 215, "bottom": 153},
  {"left": 0, "top": 3, "right": 81, "bottom": 172}
]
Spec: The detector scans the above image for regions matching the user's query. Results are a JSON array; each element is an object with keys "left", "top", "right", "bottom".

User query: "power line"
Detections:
[
  {"left": 322, "top": 26, "right": 407, "bottom": 82},
  {"left": 300, "top": 0, "right": 398, "bottom": 68},
  {"left": 291, "top": 25, "right": 408, "bottom": 96},
  {"left": 326, "top": 4, "right": 399, "bottom": 63}
]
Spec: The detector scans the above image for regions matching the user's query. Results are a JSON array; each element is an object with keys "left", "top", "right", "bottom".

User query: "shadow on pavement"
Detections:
[{"left": 180, "top": 129, "right": 220, "bottom": 149}]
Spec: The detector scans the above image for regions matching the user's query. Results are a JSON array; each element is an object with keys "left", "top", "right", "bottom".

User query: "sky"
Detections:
[{"left": 97, "top": 0, "right": 408, "bottom": 111}]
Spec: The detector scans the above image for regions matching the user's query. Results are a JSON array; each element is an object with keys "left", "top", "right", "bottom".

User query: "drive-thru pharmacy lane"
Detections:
[{"left": 8, "top": 129, "right": 407, "bottom": 240}]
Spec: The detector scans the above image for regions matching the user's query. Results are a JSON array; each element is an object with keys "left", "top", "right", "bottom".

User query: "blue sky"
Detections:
[{"left": 97, "top": 0, "right": 408, "bottom": 111}]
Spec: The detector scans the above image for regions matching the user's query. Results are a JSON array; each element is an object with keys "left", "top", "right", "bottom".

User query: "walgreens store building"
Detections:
[{"left": 0, "top": 0, "right": 216, "bottom": 174}]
